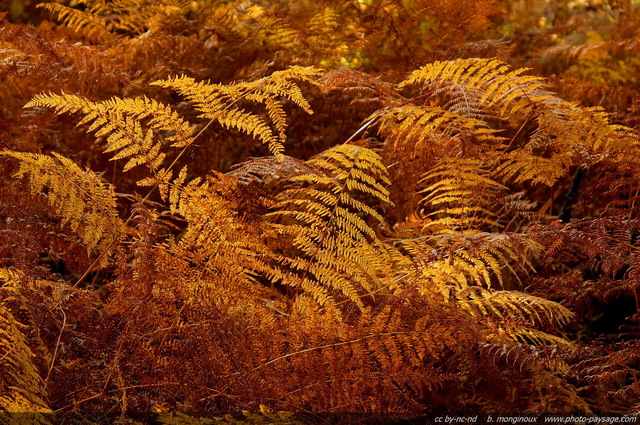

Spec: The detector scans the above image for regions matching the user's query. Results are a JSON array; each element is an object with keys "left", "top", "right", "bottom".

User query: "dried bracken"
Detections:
[{"left": 2, "top": 0, "right": 640, "bottom": 422}]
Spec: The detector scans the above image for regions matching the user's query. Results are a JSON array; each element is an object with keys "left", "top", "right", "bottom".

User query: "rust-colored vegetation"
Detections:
[{"left": 1, "top": 0, "right": 640, "bottom": 422}]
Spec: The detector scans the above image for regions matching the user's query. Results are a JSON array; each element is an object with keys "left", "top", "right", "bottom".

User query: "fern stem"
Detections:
[
  {"left": 345, "top": 117, "right": 377, "bottom": 143},
  {"left": 45, "top": 305, "right": 66, "bottom": 387},
  {"left": 258, "top": 330, "right": 426, "bottom": 368}
]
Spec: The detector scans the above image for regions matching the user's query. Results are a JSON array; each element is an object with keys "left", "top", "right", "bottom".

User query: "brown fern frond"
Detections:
[
  {"left": 1, "top": 151, "right": 124, "bottom": 256},
  {"left": 252, "top": 298, "right": 464, "bottom": 411},
  {"left": 531, "top": 218, "right": 640, "bottom": 280},
  {"left": 0, "top": 20, "right": 130, "bottom": 98},
  {"left": 476, "top": 343, "right": 590, "bottom": 413},
  {"left": 226, "top": 155, "right": 326, "bottom": 190},
  {"left": 319, "top": 68, "right": 403, "bottom": 108},
  {"left": 595, "top": 161, "right": 640, "bottom": 219},
  {"left": 526, "top": 218, "right": 640, "bottom": 328},
  {"left": 568, "top": 341, "right": 640, "bottom": 414}
]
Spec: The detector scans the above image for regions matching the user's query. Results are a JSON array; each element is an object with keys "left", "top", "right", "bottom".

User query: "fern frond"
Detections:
[
  {"left": 419, "top": 159, "right": 507, "bottom": 232},
  {"left": 261, "top": 300, "right": 461, "bottom": 410},
  {"left": 37, "top": 2, "right": 116, "bottom": 43},
  {"left": 477, "top": 343, "right": 590, "bottom": 413},
  {"left": 268, "top": 144, "right": 398, "bottom": 308},
  {"left": 399, "top": 232, "right": 541, "bottom": 300},
  {"left": 227, "top": 155, "right": 325, "bottom": 190},
  {"left": 25, "top": 92, "right": 195, "bottom": 185},
  {"left": 38, "top": 0, "right": 188, "bottom": 42},
  {"left": 0, "top": 269, "right": 51, "bottom": 418},
  {"left": 165, "top": 172, "right": 286, "bottom": 297},
  {"left": 319, "top": 68, "right": 403, "bottom": 108},
  {"left": 458, "top": 287, "right": 574, "bottom": 330},
  {"left": 1, "top": 151, "right": 123, "bottom": 255},
  {"left": 151, "top": 66, "right": 321, "bottom": 159},
  {"left": 495, "top": 152, "right": 568, "bottom": 187},
  {"left": 373, "top": 105, "right": 506, "bottom": 154},
  {"left": 400, "top": 58, "right": 551, "bottom": 119},
  {"left": 569, "top": 341, "right": 640, "bottom": 414}
]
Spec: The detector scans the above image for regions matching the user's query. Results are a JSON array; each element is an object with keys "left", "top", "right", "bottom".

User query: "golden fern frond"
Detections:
[
  {"left": 419, "top": 158, "right": 506, "bottom": 232},
  {"left": 458, "top": 288, "right": 574, "bottom": 331},
  {"left": 400, "top": 58, "right": 551, "bottom": 119},
  {"left": 268, "top": 144, "right": 398, "bottom": 308},
  {"left": 151, "top": 66, "right": 321, "bottom": 159},
  {"left": 37, "top": 2, "right": 116, "bottom": 43},
  {"left": 501, "top": 101, "right": 638, "bottom": 190},
  {"left": 39, "top": 0, "right": 189, "bottom": 42},
  {"left": 487, "top": 321, "right": 575, "bottom": 348},
  {"left": 568, "top": 106, "right": 637, "bottom": 158},
  {"left": 495, "top": 151, "right": 569, "bottom": 187},
  {"left": 24, "top": 92, "right": 195, "bottom": 186},
  {"left": 0, "top": 269, "right": 52, "bottom": 419},
  {"left": 1, "top": 151, "right": 123, "bottom": 255},
  {"left": 373, "top": 105, "right": 506, "bottom": 153},
  {"left": 532, "top": 102, "right": 631, "bottom": 158},
  {"left": 399, "top": 232, "right": 541, "bottom": 300}
]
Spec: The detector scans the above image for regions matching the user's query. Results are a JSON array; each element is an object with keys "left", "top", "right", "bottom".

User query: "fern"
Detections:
[
  {"left": 373, "top": 105, "right": 506, "bottom": 154},
  {"left": 1, "top": 151, "right": 123, "bottom": 256},
  {"left": 268, "top": 144, "right": 398, "bottom": 308},
  {"left": 319, "top": 68, "right": 404, "bottom": 108},
  {"left": 255, "top": 298, "right": 464, "bottom": 411},
  {"left": 0, "top": 269, "right": 51, "bottom": 420},
  {"left": 163, "top": 172, "right": 287, "bottom": 296},
  {"left": 418, "top": 158, "right": 507, "bottom": 232},
  {"left": 38, "top": 0, "right": 193, "bottom": 42},
  {"left": 400, "top": 58, "right": 551, "bottom": 119},
  {"left": 24, "top": 93, "right": 195, "bottom": 187},
  {"left": 459, "top": 289, "right": 574, "bottom": 344},
  {"left": 7, "top": 2, "right": 640, "bottom": 416},
  {"left": 227, "top": 155, "right": 325, "bottom": 189},
  {"left": 37, "top": 2, "right": 116, "bottom": 43},
  {"left": 399, "top": 232, "right": 540, "bottom": 293},
  {"left": 151, "top": 66, "right": 321, "bottom": 159}
]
